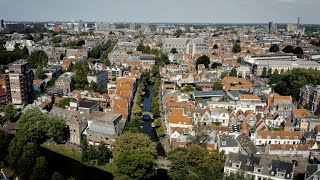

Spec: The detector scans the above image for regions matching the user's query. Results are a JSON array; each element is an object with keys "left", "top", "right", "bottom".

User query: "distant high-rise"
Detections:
[
  {"left": 0, "top": 19, "right": 4, "bottom": 29},
  {"left": 6, "top": 61, "right": 34, "bottom": 105},
  {"left": 268, "top": 22, "right": 273, "bottom": 33},
  {"left": 129, "top": 23, "right": 135, "bottom": 30},
  {"left": 297, "top": 17, "right": 300, "bottom": 29}
]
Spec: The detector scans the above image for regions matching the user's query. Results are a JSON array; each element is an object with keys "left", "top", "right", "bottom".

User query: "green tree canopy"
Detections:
[
  {"left": 168, "top": 145, "right": 226, "bottom": 180},
  {"left": 269, "top": 44, "right": 280, "bottom": 52},
  {"left": 232, "top": 43, "right": 241, "bottom": 53},
  {"left": 229, "top": 67, "right": 237, "bottom": 77},
  {"left": 113, "top": 132, "right": 157, "bottom": 179},
  {"left": 282, "top": 45, "right": 294, "bottom": 53},
  {"left": 4, "top": 103, "right": 17, "bottom": 121},
  {"left": 28, "top": 50, "right": 48, "bottom": 69},
  {"left": 212, "top": 81, "right": 223, "bottom": 90},
  {"left": 170, "top": 48, "right": 177, "bottom": 54},
  {"left": 31, "top": 156, "right": 48, "bottom": 180},
  {"left": 261, "top": 67, "right": 267, "bottom": 78}
]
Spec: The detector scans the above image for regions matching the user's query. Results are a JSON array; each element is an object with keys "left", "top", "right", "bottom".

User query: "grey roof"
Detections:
[
  {"left": 193, "top": 90, "right": 224, "bottom": 98},
  {"left": 87, "top": 70, "right": 107, "bottom": 76},
  {"left": 236, "top": 133, "right": 259, "bottom": 155},
  {"left": 87, "top": 124, "right": 116, "bottom": 135},
  {"left": 219, "top": 135, "right": 238, "bottom": 147},
  {"left": 255, "top": 60, "right": 320, "bottom": 67},
  {"left": 79, "top": 101, "right": 98, "bottom": 108},
  {"left": 226, "top": 153, "right": 294, "bottom": 179}
]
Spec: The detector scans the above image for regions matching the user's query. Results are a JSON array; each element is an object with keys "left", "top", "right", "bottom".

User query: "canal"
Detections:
[{"left": 141, "top": 84, "right": 166, "bottom": 157}]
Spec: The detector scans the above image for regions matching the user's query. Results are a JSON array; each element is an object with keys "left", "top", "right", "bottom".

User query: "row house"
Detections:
[
  {"left": 267, "top": 93, "right": 294, "bottom": 117},
  {"left": 265, "top": 144, "right": 311, "bottom": 157},
  {"left": 254, "top": 130, "right": 301, "bottom": 146},
  {"left": 224, "top": 153, "right": 294, "bottom": 180}
]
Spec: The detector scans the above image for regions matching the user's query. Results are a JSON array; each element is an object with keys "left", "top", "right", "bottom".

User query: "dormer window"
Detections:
[{"left": 222, "top": 140, "right": 226, "bottom": 145}]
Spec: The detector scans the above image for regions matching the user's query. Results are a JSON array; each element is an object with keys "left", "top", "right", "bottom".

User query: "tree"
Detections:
[
  {"left": 31, "top": 156, "right": 48, "bottom": 180},
  {"left": 132, "top": 103, "right": 142, "bottom": 116},
  {"left": 89, "top": 48, "right": 100, "bottom": 59},
  {"left": 170, "top": 48, "right": 177, "bottom": 54},
  {"left": 229, "top": 68, "right": 237, "bottom": 77},
  {"left": 113, "top": 133, "right": 157, "bottom": 179},
  {"left": 36, "top": 66, "right": 47, "bottom": 79},
  {"left": 97, "top": 142, "right": 112, "bottom": 165},
  {"left": 0, "top": 130, "right": 13, "bottom": 161},
  {"left": 221, "top": 72, "right": 228, "bottom": 79},
  {"left": 269, "top": 44, "right": 280, "bottom": 52},
  {"left": 136, "top": 44, "right": 145, "bottom": 52},
  {"left": 293, "top": 46, "right": 304, "bottom": 57},
  {"left": 213, "top": 44, "right": 218, "bottom": 49},
  {"left": 28, "top": 50, "right": 48, "bottom": 69},
  {"left": 124, "top": 115, "right": 143, "bottom": 133},
  {"left": 267, "top": 68, "right": 272, "bottom": 78},
  {"left": 261, "top": 67, "right": 267, "bottom": 78},
  {"left": 212, "top": 81, "right": 223, "bottom": 90},
  {"left": 232, "top": 43, "right": 241, "bottom": 53},
  {"left": 56, "top": 98, "right": 76, "bottom": 108},
  {"left": 51, "top": 172, "right": 65, "bottom": 180},
  {"left": 196, "top": 55, "right": 210, "bottom": 70},
  {"left": 168, "top": 145, "right": 225, "bottom": 180},
  {"left": 51, "top": 36, "right": 62, "bottom": 43},
  {"left": 282, "top": 45, "right": 294, "bottom": 53},
  {"left": 4, "top": 103, "right": 17, "bottom": 121},
  {"left": 211, "top": 62, "right": 222, "bottom": 69}
]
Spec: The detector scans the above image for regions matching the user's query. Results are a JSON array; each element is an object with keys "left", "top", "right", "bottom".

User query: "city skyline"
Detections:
[{"left": 1, "top": 0, "right": 320, "bottom": 24}]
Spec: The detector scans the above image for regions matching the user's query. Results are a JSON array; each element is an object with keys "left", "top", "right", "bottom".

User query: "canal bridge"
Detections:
[{"left": 142, "top": 111, "right": 153, "bottom": 119}]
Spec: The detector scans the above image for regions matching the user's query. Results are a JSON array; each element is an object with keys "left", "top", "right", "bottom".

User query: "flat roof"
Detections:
[{"left": 193, "top": 90, "right": 224, "bottom": 98}]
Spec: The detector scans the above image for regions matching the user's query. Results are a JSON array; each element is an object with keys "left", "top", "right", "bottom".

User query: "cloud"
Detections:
[{"left": 274, "top": 0, "right": 296, "bottom": 3}]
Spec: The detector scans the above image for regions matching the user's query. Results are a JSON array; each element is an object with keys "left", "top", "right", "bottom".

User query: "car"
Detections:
[{"left": 292, "top": 160, "right": 298, "bottom": 166}]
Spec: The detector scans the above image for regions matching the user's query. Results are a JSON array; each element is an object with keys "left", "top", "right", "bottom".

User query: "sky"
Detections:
[{"left": 0, "top": 0, "right": 320, "bottom": 24}]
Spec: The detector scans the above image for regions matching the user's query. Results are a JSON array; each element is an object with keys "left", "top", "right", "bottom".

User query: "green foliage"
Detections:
[
  {"left": 124, "top": 115, "right": 143, "bottom": 133},
  {"left": 229, "top": 67, "right": 237, "bottom": 77},
  {"left": 56, "top": 98, "right": 76, "bottom": 108},
  {"left": 136, "top": 43, "right": 145, "bottom": 51},
  {"left": 28, "top": 50, "right": 48, "bottom": 69},
  {"left": 156, "top": 126, "right": 166, "bottom": 137},
  {"left": 16, "top": 108, "right": 68, "bottom": 144},
  {"left": 232, "top": 43, "right": 241, "bottom": 53},
  {"left": 0, "top": 47, "right": 25, "bottom": 65},
  {"left": 0, "top": 130, "right": 13, "bottom": 162},
  {"left": 267, "top": 68, "right": 272, "bottom": 78},
  {"left": 170, "top": 48, "right": 177, "bottom": 54},
  {"left": 212, "top": 81, "right": 223, "bottom": 90},
  {"left": 4, "top": 103, "right": 17, "bottom": 121},
  {"left": 196, "top": 55, "right": 210, "bottom": 69},
  {"left": 221, "top": 72, "right": 228, "bottom": 79},
  {"left": 261, "top": 67, "right": 267, "bottom": 78},
  {"left": 269, "top": 44, "right": 280, "bottom": 52},
  {"left": 31, "top": 156, "right": 48, "bottom": 180},
  {"left": 113, "top": 132, "right": 157, "bottom": 179},
  {"left": 51, "top": 172, "right": 65, "bottom": 180},
  {"left": 51, "top": 36, "right": 62, "bottom": 43},
  {"left": 283, "top": 45, "right": 294, "bottom": 53},
  {"left": 174, "top": 29, "right": 183, "bottom": 38},
  {"left": 36, "top": 66, "right": 47, "bottom": 79},
  {"left": 224, "top": 171, "right": 254, "bottom": 180},
  {"left": 81, "top": 140, "right": 112, "bottom": 165},
  {"left": 270, "top": 68, "right": 320, "bottom": 101},
  {"left": 72, "top": 61, "right": 89, "bottom": 89},
  {"left": 211, "top": 62, "right": 222, "bottom": 69},
  {"left": 168, "top": 145, "right": 226, "bottom": 180},
  {"left": 89, "top": 40, "right": 116, "bottom": 61}
]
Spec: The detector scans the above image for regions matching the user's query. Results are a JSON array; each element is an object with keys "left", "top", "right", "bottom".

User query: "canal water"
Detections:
[{"left": 141, "top": 85, "right": 166, "bottom": 157}]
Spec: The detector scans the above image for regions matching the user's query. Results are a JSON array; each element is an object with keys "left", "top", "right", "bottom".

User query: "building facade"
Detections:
[{"left": 6, "top": 61, "right": 34, "bottom": 105}]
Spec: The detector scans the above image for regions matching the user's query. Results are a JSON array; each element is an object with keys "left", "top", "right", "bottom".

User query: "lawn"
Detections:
[
  {"left": 41, "top": 142, "right": 82, "bottom": 162},
  {"left": 41, "top": 142, "right": 114, "bottom": 174}
]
